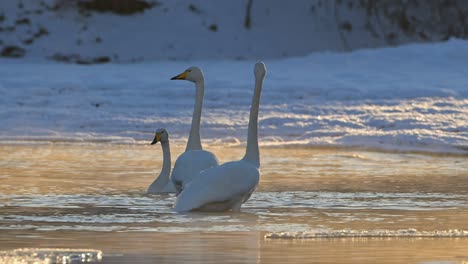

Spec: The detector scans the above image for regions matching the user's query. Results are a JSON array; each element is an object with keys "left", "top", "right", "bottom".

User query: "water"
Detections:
[{"left": 0, "top": 144, "right": 467, "bottom": 263}]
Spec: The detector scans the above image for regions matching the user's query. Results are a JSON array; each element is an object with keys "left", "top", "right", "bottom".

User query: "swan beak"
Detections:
[
  {"left": 171, "top": 71, "right": 188, "bottom": 80},
  {"left": 151, "top": 133, "right": 161, "bottom": 145}
]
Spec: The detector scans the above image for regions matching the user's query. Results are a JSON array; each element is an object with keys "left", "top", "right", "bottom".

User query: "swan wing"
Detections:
[
  {"left": 174, "top": 160, "right": 259, "bottom": 212},
  {"left": 171, "top": 150, "right": 219, "bottom": 192}
]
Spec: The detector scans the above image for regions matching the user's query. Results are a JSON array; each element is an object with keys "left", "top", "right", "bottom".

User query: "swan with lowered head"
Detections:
[
  {"left": 174, "top": 62, "right": 267, "bottom": 212},
  {"left": 147, "top": 128, "right": 176, "bottom": 194},
  {"left": 169, "top": 67, "right": 219, "bottom": 194}
]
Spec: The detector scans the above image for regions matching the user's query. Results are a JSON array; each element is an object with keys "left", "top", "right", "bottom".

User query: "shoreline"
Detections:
[{"left": 0, "top": 140, "right": 466, "bottom": 157}]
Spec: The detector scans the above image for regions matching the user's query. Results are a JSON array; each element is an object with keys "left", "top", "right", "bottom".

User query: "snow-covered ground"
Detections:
[
  {"left": 2, "top": 0, "right": 465, "bottom": 62},
  {"left": 0, "top": 39, "right": 467, "bottom": 154}
]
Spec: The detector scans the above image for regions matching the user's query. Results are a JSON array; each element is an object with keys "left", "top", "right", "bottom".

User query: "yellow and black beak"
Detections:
[
  {"left": 170, "top": 70, "right": 188, "bottom": 80},
  {"left": 151, "top": 133, "right": 162, "bottom": 145}
]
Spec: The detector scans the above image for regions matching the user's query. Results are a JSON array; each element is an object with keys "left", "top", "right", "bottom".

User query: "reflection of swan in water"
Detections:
[
  {"left": 174, "top": 62, "right": 267, "bottom": 212},
  {"left": 170, "top": 67, "right": 219, "bottom": 194},
  {"left": 147, "top": 128, "right": 176, "bottom": 194}
]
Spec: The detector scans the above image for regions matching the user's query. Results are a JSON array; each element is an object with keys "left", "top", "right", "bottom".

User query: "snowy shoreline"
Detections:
[{"left": 0, "top": 40, "right": 467, "bottom": 154}]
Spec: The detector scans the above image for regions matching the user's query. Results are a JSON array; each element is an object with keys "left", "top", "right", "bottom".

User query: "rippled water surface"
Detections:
[{"left": 1, "top": 144, "right": 468, "bottom": 263}]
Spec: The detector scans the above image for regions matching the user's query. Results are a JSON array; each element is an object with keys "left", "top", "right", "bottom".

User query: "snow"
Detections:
[
  {"left": 0, "top": 39, "right": 467, "bottom": 154},
  {"left": 2, "top": 0, "right": 463, "bottom": 62},
  {"left": 0, "top": 0, "right": 345, "bottom": 61}
]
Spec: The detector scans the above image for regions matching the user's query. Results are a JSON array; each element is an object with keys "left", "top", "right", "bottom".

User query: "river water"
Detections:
[{"left": 1, "top": 144, "right": 467, "bottom": 263}]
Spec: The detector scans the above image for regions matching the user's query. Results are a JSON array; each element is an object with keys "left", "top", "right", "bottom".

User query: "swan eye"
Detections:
[{"left": 187, "top": 70, "right": 191, "bottom": 73}]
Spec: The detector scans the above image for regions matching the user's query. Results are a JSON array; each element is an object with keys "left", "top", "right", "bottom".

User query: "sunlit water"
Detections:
[{"left": 0, "top": 144, "right": 467, "bottom": 263}]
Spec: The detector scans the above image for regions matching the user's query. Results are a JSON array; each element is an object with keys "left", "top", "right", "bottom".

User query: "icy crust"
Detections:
[
  {"left": 0, "top": 248, "right": 102, "bottom": 264},
  {"left": 265, "top": 229, "right": 468, "bottom": 239},
  {"left": 0, "top": 40, "right": 467, "bottom": 153}
]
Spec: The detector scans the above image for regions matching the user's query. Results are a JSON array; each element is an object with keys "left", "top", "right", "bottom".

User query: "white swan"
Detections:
[
  {"left": 147, "top": 128, "right": 176, "bottom": 194},
  {"left": 170, "top": 67, "right": 219, "bottom": 194},
  {"left": 174, "top": 62, "right": 267, "bottom": 212}
]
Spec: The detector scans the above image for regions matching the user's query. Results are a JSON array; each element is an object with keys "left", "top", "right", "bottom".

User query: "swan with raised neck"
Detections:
[
  {"left": 174, "top": 62, "right": 267, "bottom": 212},
  {"left": 169, "top": 67, "right": 219, "bottom": 194}
]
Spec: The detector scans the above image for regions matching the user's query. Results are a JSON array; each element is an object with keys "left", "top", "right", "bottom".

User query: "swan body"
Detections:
[
  {"left": 170, "top": 67, "right": 219, "bottom": 194},
  {"left": 147, "top": 128, "right": 176, "bottom": 194},
  {"left": 175, "top": 160, "right": 258, "bottom": 212},
  {"left": 174, "top": 62, "right": 267, "bottom": 212},
  {"left": 170, "top": 150, "right": 218, "bottom": 192}
]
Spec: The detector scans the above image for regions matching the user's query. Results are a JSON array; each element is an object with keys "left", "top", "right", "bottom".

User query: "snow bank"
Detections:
[
  {"left": 1, "top": 0, "right": 467, "bottom": 61},
  {"left": 0, "top": 39, "right": 467, "bottom": 153}
]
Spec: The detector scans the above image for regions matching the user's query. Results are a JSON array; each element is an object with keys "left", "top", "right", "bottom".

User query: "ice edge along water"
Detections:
[
  {"left": 0, "top": 39, "right": 467, "bottom": 154},
  {"left": 0, "top": 248, "right": 102, "bottom": 264},
  {"left": 265, "top": 229, "right": 468, "bottom": 239}
]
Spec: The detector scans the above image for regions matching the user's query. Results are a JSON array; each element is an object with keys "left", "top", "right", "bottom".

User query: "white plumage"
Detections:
[
  {"left": 170, "top": 67, "right": 219, "bottom": 194},
  {"left": 174, "top": 62, "right": 267, "bottom": 212},
  {"left": 170, "top": 150, "right": 218, "bottom": 192},
  {"left": 146, "top": 128, "right": 176, "bottom": 194},
  {"left": 175, "top": 161, "right": 259, "bottom": 211}
]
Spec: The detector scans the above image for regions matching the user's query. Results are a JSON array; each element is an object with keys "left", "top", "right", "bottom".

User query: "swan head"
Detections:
[
  {"left": 170, "top": 66, "right": 204, "bottom": 83},
  {"left": 254, "top": 62, "right": 266, "bottom": 79},
  {"left": 151, "top": 128, "right": 169, "bottom": 145}
]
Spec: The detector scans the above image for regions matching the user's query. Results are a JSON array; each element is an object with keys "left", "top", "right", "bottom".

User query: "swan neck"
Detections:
[
  {"left": 161, "top": 140, "right": 171, "bottom": 175},
  {"left": 148, "top": 140, "right": 171, "bottom": 192},
  {"left": 186, "top": 79, "right": 204, "bottom": 151},
  {"left": 243, "top": 76, "right": 263, "bottom": 168}
]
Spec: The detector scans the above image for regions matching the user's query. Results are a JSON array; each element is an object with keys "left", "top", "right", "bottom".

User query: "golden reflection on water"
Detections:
[
  {"left": 2, "top": 231, "right": 468, "bottom": 264},
  {"left": 1, "top": 144, "right": 468, "bottom": 263},
  {"left": 0, "top": 144, "right": 467, "bottom": 194}
]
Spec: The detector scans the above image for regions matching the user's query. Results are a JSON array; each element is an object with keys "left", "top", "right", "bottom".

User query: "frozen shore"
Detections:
[{"left": 0, "top": 39, "right": 467, "bottom": 154}]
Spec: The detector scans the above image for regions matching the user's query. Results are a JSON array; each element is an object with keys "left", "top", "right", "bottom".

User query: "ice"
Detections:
[
  {"left": 265, "top": 229, "right": 468, "bottom": 239},
  {"left": 0, "top": 248, "right": 102, "bottom": 264},
  {"left": 0, "top": 39, "right": 467, "bottom": 153}
]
